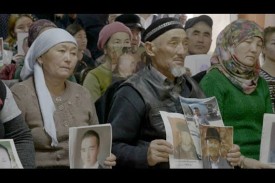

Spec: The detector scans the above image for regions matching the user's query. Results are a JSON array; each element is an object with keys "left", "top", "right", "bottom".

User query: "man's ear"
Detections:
[{"left": 144, "top": 41, "right": 156, "bottom": 57}]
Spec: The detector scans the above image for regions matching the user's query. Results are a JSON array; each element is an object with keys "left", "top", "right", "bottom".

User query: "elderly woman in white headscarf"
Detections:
[{"left": 10, "top": 28, "right": 116, "bottom": 168}]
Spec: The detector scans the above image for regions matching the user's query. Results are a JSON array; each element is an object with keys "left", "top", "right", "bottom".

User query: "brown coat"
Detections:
[{"left": 11, "top": 77, "right": 98, "bottom": 167}]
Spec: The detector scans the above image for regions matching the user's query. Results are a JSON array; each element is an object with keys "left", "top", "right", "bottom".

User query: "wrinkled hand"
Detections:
[
  {"left": 147, "top": 139, "right": 173, "bottom": 166},
  {"left": 104, "top": 153, "right": 116, "bottom": 168},
  {"left": 226, "top": 144, "right": 241, "bottom": 167},
  {"left": 240, "top": 156, "right": 274, "bottom": 169}
]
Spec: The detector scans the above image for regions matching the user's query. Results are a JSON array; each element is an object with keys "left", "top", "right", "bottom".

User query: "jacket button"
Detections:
[{"left": 59, "top": 105, "right": 64, "bottom": 110}]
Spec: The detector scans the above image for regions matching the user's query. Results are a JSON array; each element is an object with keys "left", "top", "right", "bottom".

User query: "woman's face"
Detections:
[
  {"left": 234, "top": 36, "right": 263, "bottom": 67},
  {"left": 39, "top": 42, "right": 78, "bottom": 80},
  {"left": 263, "top": 32, "right": 275, "bottom": 62},
  {"left": 74, "top": 30, "right": 87, "bottom": 51},
  {"left": 105, "top": 32, "right": 131, "bottom": 64},
  {"left": 14, "top": 16, "right": 33, "bottom": 36}
]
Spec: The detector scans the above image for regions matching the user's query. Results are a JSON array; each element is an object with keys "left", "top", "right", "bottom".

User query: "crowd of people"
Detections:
[{"left": 0, "top": 13, "right": 274, "bottom": 169}]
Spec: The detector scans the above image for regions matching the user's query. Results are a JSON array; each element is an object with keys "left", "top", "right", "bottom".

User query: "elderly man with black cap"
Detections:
[
  {"left": 202, "top": 127, "right": 232, "bottom": 169},
  {"left": 109, "top": 17, "right": 241, "bottom": 168}
]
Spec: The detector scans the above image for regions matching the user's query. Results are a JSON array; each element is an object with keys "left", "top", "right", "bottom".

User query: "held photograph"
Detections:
[
  {"left": 260, "top": 113, "right": 275, "bottom": 167},
  {"left": 160, "top": 111, "right": 203, "bottom": 168},
  {"left": 200, "top": 125, "right": 233, "bottom": 169},
  {"left": 69, "top": 124, "right": 112, "bottom": 169},
  {"left": 0, "top": 139, "right": 23, "bottom": 169},
  {"left": 180, "top": 96, "right": 224, "bottom": 126}
]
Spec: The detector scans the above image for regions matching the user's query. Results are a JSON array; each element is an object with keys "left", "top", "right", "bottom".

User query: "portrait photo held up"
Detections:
[
  {"left": 69, "top": 124, "right": 112, "bottom": 169},
  {"left": 200, "top": 126, "right": 233, "bottom": 169},
  {"left": 0, "top": 139, "right": 23, "bottom": 168}
]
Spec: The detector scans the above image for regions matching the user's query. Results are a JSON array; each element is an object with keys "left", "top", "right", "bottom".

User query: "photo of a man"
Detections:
[
  {"left": 69, "top": 124, "right": 112, "bottom": 169},
  {"left": 173, "top": 121, "right": 198, "bottom": 160},
  {"left": 80, "top": 130, "right": 104, "bottom": 168},
  {"left": 202, "top": 127, "right": 232, "bottom": 169}
]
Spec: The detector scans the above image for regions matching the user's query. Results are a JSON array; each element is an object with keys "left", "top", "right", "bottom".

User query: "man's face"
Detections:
[
  {"left": 130, "top": 27, "right": 141, "bottom": 53},
  {"left": 180, "top": 131, "right": 193, "bottom": 152},
  {"left": 207, "top": 139, "right": 220, "bottom": 157},
  {"left": 149, "top": 28, "right": 189, "bottom": 80},
  {"left": 186, "top": 21, "right": 212, "bottom": 55},
  {"left": 0, "top": 148, "right": 11, "bottom": 168},
  {"left": 81, "top": 136, "right": 99, "bottom": 168}
]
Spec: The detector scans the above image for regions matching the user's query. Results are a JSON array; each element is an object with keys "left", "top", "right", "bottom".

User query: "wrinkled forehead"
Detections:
[
  {"left": 48, "top": 42, "right": 78, "bottom": 50},
  {"left": 155, "top": 28, "right": 187, "bottom": 42}
]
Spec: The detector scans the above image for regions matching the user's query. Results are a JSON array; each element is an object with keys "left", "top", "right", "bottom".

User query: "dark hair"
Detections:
[
  {"left": 81, "top": 130, "right": 100, "bottom": 147},
  {"left": 66, "top": 23, "right": 85, "bottom": 36},
  {"left": 0, "top": 144, "right": 11, "bottom": 161},
  {"left": 184, "top": 15, "right": 213, "bottom": 30}
]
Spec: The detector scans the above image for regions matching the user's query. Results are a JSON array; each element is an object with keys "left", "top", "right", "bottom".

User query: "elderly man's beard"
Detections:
[{"left": 170, "top": 64, "right": 187, "bottom": 77}]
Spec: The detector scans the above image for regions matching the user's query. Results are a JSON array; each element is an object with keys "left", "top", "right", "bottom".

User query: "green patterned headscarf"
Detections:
[{"left": 210, "top": 19, "right": 263, "bottom": 94}]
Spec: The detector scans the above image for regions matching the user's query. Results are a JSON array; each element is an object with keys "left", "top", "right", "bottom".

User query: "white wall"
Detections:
[{"left": 265, "top": 14, "right": 275, "bottom": 27}]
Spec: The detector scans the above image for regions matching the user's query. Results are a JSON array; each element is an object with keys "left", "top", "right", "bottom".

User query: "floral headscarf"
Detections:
[{"left": 210, "top": 19, "right": 263, "bottom": 94}]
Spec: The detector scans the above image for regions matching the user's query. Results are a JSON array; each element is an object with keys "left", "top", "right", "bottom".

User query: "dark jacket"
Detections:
[
  {"left": 109, "top": 65, "right": 205, "bottom": 168},
  {"left": 202, "top": 156, "right": 232, "bottom": 169}
]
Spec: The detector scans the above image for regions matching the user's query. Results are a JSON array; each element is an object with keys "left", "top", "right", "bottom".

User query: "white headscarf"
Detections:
[{"left": 20, "top": 28, "right": 77, "bottom": 147}]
